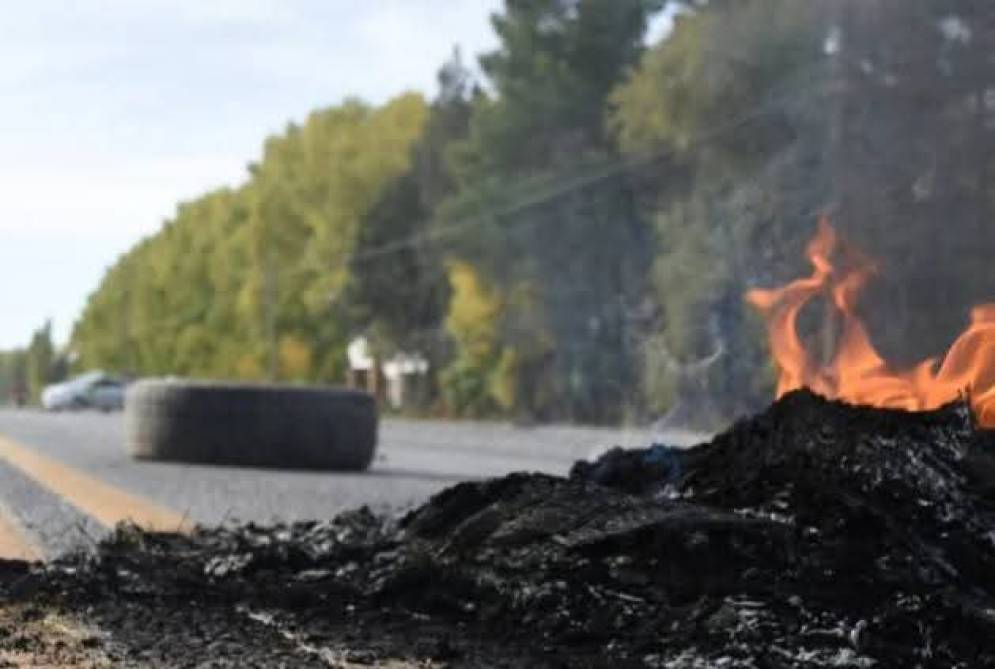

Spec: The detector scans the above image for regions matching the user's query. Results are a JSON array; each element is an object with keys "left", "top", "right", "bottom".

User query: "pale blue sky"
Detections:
[{"left": 0, "top": 1, "right": 673, "bottom": 349}]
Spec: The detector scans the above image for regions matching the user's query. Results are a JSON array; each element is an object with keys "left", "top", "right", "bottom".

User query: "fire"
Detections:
[{"left": 747, "top": 217, "right": 995, "bottom": 428}]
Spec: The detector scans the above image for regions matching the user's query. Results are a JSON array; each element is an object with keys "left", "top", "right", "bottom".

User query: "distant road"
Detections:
[{"left": 0, "top": 409, "right": 706, "bottom": 559}]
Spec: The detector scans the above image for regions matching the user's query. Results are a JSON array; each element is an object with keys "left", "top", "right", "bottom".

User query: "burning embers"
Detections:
[{"left": 747, "top": 217, "right": 995, "bottom": 427}]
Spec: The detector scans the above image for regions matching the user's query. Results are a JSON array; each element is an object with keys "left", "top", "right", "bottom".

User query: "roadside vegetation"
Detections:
[
  {"left": 30, "top": 0, "right": 995, "bottom": 427},
  {"left": 0, "top": 322, "right": 67, "bottom": 406}
]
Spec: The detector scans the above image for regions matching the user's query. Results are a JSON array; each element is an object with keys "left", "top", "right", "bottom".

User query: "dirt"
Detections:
[
  {"left": 0, "top": 582, "right": 112, "bottom": 668},
  {"left": 3, "top": 389, "right": 995, "bottom": 667}
]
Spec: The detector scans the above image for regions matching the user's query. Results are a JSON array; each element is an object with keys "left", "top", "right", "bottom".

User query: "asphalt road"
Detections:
[{"left": 0, "top": 409, "right": 706, "bottom": 558}]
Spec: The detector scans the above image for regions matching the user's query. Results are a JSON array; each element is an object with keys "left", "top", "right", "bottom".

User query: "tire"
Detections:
[{"left": 125, "top": 379, "right": 378, "bottom": 470}]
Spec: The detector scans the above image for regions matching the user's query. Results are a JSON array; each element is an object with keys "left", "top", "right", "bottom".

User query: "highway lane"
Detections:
[{"left": 0, "top": 409, "right": 706, "bottom": 558}]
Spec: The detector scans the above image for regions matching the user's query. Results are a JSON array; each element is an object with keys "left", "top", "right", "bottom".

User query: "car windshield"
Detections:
[{"left": 67, "top": 372, "right": 105, "bottom": 388}]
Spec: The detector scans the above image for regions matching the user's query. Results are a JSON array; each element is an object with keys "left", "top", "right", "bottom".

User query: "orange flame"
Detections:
[{"left": 747, "top": 217, "right": 995, "bottom": 427}]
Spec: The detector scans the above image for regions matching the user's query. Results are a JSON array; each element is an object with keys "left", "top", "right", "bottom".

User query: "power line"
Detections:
[
  {"left": 348, "top": 74, "right": 832, "bottom": 266},
  {"left": 123, "top": 72, "right": 833, "bottom": 319}
]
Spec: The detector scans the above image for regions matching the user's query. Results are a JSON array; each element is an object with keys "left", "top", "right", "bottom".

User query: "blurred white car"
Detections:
[{"left": 41, "top": 372, "right": 126, "bottom": 412}]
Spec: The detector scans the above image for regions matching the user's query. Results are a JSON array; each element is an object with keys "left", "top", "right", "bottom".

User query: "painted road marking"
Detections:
[
  {"left": 0, "top": 435, "right": 194, "bottom": 534},
  {"left": 0, "top": 500, "right": 42, "bottom": 561}
]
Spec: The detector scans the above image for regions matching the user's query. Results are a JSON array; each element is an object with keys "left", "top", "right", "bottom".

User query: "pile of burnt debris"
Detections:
[{"left": 6, "top": 389, "right": 995, "bottom": 667}]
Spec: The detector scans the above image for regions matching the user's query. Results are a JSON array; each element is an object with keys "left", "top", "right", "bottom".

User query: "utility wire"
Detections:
[{"left": 348, "top": 73, "right": 833, "bottom": 266}]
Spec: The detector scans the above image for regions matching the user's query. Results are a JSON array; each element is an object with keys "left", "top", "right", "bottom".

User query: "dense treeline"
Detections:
[
  {"left": 74, "top": 94, "right": 429, "bottom": 382},
  {"left": 0, "top": 350, "right": 25, "bottom": 405},
  {"left": 71, "top": 0, "right": 995, "bottom": 426},
  {"left": 0, "top": 322, "right": 67, "bottom": 405}
]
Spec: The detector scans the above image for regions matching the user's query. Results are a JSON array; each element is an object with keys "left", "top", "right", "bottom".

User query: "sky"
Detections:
[{"left": 0, "top": 1, "right": 675, "bottom": 350}]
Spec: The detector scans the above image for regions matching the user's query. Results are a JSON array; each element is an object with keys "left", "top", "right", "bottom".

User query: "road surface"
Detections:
[{"left": 0, "top": 409, "right": 706, "bottom": 559}]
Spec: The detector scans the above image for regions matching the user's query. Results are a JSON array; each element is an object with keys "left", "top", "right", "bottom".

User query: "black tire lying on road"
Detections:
[{"left": 125, "top": 379, "right": 378, "bottom": 470}]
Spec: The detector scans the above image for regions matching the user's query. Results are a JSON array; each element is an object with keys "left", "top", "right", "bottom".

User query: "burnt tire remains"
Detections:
[{"left": 125, "top": 380, "right": 377, "bottom": 470}]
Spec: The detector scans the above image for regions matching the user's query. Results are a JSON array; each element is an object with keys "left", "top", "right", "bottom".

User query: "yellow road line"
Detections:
[
  {"left": 0, "top": 502, "right": 42, "bottom": 561},
  {"left": 0, "top": 435, "right": 194, "bottom": 534}
]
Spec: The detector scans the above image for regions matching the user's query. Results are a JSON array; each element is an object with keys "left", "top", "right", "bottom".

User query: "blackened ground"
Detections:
[{"left": 4, "top": 390, "right": 995, "bottom": 667}]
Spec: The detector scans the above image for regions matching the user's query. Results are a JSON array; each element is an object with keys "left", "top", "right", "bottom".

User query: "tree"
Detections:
[
  {"left": 466, "top": 0, "right": 665, "bottom": 172},
  {"left": 247, "top": 93, "right": 428, "bottom": 381},
  {"left": 440, "top": 261, "right": 506, "bottom": 416},
  {"left": 0, "top": 350, "right": 27, "bottom": 406},
  {"left": 73, "top": 94, "right": 429, "bottom": 383},
  {"left": 822, "top": 0, "right": 995, "bottom": 367},
  {"left": 609, "top": 0, "right": 831, "bottom": 424},
  {"left": 610, "top": 0, "right": 995, "bottom": 423},
  {"left": 347, "top": 50, "right": 473, "bottom": 363},
  {"left": 25, "top": 321, "right": 58, "bottom": 403},
  {"left": 439, "top": 0, "right": 665, "bottom": 422}
]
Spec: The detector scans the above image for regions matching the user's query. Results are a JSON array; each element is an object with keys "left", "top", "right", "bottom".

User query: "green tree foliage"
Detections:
[
  {"left": 824, "top": 0, "right": 995, "bottom": 367},
  {"left": 439, "top": 0, "right": 664, "bottom": 422},
  {"left": 244, "top": 93, "right": 428, "bottom": 380},
  {"left": 13, "top": 321, "right": 70, "bottom": 404},
  {"left": 346, "top": 50, "right": 474, "bottom": 365},
  {"left": 612, "top": 0, "right": 995, "bottom": 425},
  {"left": 25, "top": 321, "right": 55, "bottom": 403},
  {"left": 439, "top": 261, "right": 505, "bottom": 416},
  {"left": 0, "top": 350, "right": 27, "bottom": 406},
  {"left": 467, "top": 0, "right": 665, "bottom": 172},
  {"left": 610, "top": 0, "right": 830, "bottom": 425},
  {"left": 73, "top": 94, "right": 429, "bottom": 382},
  {"left": 74, "top": 189, "right": 254, "bottom": 378},
  {"left": 70, "top": 1, "right": 995, "bottom": 427}
]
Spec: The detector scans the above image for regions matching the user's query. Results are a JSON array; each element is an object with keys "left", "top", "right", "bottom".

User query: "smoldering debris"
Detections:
[{"left": 4, "top": 390, "right": 995, "bottom": 667}]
